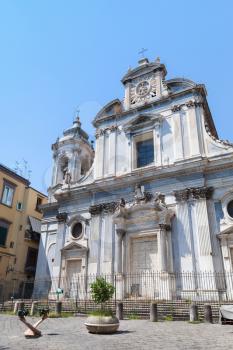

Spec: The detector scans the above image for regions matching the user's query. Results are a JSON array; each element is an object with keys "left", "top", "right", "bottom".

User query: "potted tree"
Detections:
[{"left": 84, "top": 277, "right": 119, "bottom": 334}]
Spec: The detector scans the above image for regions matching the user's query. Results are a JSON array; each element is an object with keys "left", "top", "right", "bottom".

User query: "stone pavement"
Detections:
[{"left": 1, "top": 315, "right": 233, "bottom": 350}]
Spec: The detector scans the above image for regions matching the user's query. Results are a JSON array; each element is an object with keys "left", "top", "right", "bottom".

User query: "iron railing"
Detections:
[{"left": 1, "top": 271, "right": 233, "bottom": 303}]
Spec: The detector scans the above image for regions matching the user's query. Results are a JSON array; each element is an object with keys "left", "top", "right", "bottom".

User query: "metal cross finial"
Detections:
[
  {"left": 75, "top": 107, "right": 80, "bottom": 117},
  {"left": 138, "top": 48, "right": 148, "bottom": 58},
  {"left": 73, "top": 107, "right": 80, "bottom": 122}
]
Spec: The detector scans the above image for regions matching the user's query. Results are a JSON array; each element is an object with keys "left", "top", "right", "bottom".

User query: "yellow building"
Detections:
[{"left": 0, "top": 164, "right": 47, "bottom": 300}]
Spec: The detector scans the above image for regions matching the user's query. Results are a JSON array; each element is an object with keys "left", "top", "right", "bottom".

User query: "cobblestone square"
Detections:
[{"left": 1, "top": 315, "right": 233, "bottom": 350}]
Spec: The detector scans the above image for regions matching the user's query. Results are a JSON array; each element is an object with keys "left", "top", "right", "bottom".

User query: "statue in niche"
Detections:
[
  {"left": 63, "top": 167, "right": 72, "bottom": 185},
  {"left": 154, "top": 192, "right": 167, "bottom": 211},
  {"left": 134, "top": 184, "right": 145, "bottom": 203}
]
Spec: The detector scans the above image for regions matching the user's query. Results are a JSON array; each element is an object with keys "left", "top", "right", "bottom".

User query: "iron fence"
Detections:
[{"left": 1, "top": 271, "right": 233, "bottom": 303}]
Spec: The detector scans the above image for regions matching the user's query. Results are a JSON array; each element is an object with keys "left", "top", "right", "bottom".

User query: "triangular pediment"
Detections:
[
  {"left": 218, "top": 225, "right": 233, "bottom": 238},
  {"left": 61, "top": 241, "right": 88, "bottom": 252},
  {"left": 123, "top": 113, "right": 162, "bottom": 133}
]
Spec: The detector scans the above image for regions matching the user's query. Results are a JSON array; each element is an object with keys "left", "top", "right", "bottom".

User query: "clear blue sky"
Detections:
[{"left": 0, "top": 0, "right": 232, "bottom": 193}]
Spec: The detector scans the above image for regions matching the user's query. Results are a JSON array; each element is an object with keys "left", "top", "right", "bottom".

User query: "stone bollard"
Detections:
[
  {"left": 150, "top": 302, "right": 158, "bottom": 322},
  {"left": 204, "top": 304, "right": 213, "bottom": 323},
  {"left": 189, "top": 303, "right": 198, "bottom": 322},
  {"left": 30, "top": 301, "right": 38, "bottom": 316},
  {"left": 14, "top": 301, "right": 19, "bottom": 314},
  {"left": 55, "top": 301, "right": 62, "bottom": 316},
  {"left": 116, "top": 302, "right": 123, "bottom": 320}
]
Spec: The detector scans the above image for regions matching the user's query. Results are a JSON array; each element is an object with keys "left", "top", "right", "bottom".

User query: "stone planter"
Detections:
[{"left": 85, "top": 315, "right": 119, "bottom": 334}]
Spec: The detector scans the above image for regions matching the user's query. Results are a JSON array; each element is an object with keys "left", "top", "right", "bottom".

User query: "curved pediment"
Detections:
[
  {"left": 93, "top": 99, "right": 122, "bottom": 126},
  {"left": 123, "top": 113, "right": 162, "bottom": 134}
]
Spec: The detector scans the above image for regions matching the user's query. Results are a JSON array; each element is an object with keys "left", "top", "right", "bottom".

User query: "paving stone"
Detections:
[{"left": 0, "top": 315, "right": 233, "bottom": 350}]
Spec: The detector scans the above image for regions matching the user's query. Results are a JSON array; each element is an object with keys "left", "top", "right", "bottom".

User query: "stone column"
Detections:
[
  {"left": 116, "top": 229, "right": 125, "bottom": 274},
  {"left": 52, "top": 213, "right": 67, "bottom": 296},
  {"left": 158, "top": 224, "right": 169, "bottom": 272},
  {"left": 115, "top": 228, "right": 125, "bottom": 300}
]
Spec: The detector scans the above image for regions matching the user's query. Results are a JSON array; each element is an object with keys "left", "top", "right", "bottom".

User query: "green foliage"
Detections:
[
  {"left": 0, "top": 311, "right": 15, "bottom": 315},
  {"left": 128, "top": 312, "right": 140, "bottom": 320},
  {"left": 90, "top": 277, "right": 115, "bottom": 307},
  {"left": 184, "top": 298, "right": 192, "bottom": 304},
  {"left": 49, "top": 312, "right": 74, "bottom": 318},
  {"left": 88, "top": 309, "right": 113, "bottom": 317},
  {"left": 164, "top": 314, "right": 173, "bottom": 321}
]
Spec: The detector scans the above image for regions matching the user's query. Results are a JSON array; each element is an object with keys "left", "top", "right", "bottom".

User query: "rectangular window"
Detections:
[
  {"left": 1, "top": 181, "right": 15, "bottom": 207},
  {"left": 16, "top": 202, "right": 23, "bottom": 211},
  {"left": 136, "top": 137, "right": 154, "bottom": 168},
  {"left": 35, "top": 197, "right": 42, "bottom": 212},
  {"left": 0, "top": 220, "right": 10, "bottom": 246},
  {"left": 25, "top": 247, "right": 38, "bottom": 274}
]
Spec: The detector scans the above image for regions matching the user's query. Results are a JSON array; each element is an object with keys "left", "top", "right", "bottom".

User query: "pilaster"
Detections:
[
  {"left": 53, "top": 213, "right": 67, "bottom": 291},
  {"left": 158, "top": 224, "right": 170, "bottom": 272},
  {"left": 108, "top": 128, "right": 117, "bottom": 175},
  {"left": 186, "top": 102, "right": 201, "bottom": 157},
  {"left": 172, "top": 106, "right": 184, "bottom": 161},
  {"left": 174, "top": 187, "right": 215, "bottom": 273},
  {"left": 154, "top": 121, "right": 162, "bottom": 166},
  {"left": 115, "top": 229, "right": 125, "bottom": 274}
]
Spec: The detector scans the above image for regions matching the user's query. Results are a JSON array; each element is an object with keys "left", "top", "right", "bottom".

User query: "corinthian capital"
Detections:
[{"left": 174, "top": 186, "right": 214, "bottom": 202}]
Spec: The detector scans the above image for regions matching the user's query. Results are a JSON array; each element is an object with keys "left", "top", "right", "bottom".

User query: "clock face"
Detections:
[
  {"left": 136, "top": 81, "right": 150, "bottom": 96},
  {"left": 130, "top": 74, "right": 157, "bottom": 106}
]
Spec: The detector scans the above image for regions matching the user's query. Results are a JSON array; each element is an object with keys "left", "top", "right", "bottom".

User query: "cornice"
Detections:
[
  {"left": 121, "top": 62, "right": 167, "bottom": 84},
  {"left": 93, "top": 85, "right": 207, "bottom": 127},
  {"left": 53, "top": 153, "right": 233, "bottom": 202}
]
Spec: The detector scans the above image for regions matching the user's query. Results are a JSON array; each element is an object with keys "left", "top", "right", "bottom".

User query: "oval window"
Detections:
[
  {"left": 72, "top": 222, "right": 83, "bottom": 238},
  {"left": 227, "top": 200, "right": 233, "bottom": 218}
]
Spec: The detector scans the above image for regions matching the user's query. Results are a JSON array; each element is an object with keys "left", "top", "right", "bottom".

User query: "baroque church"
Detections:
[{"left": 35, "top": 57, "right": 233, "bottom": 300}]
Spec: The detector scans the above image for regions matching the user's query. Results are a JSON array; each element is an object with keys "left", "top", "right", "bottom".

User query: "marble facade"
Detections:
[{"left": 34, "top": 57, "right": 233, "bottom": 300}]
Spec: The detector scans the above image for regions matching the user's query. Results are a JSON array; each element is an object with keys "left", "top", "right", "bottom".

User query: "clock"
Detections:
[
  {"left": 130, "top": 74, "right": 157, "bottom": 106},
  {"left": 136, "top": 81, "right": 150, "bottom": 96}
]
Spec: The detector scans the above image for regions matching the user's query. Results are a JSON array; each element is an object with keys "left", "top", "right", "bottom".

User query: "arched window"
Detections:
[{"left": 57, "top": 156, "right": 69, "bottom": 184}]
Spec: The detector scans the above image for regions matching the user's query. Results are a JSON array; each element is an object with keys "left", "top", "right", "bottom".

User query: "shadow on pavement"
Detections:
[{"left": 116, "top": 330, "right": 134, "bottom": 334}]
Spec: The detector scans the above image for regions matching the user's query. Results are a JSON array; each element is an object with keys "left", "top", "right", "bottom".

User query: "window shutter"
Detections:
[{"left": 0, "top": 226, "right": 8, "bottom": 246}]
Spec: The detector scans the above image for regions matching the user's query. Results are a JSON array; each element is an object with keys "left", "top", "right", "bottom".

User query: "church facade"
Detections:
[{"left": 35, "top": 57, "right": 233, "bottom": 300}]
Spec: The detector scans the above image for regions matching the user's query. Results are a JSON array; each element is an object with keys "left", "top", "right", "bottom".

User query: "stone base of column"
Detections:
[
  {"left": 158, "top": 272, "right": 174, "bottom": 300},
  {"left": 115, "top": 274, "right": 124, "bottom": 300}
]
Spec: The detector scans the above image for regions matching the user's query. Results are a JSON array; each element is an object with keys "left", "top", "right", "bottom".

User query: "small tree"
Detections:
[{"left": 90, "top": 277, "right": 115, "bottom": 311}]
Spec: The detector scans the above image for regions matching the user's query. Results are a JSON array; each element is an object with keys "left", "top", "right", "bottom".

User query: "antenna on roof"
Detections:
[{"left": 14, "top": 159, "right": 32, "bottom": 180}]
